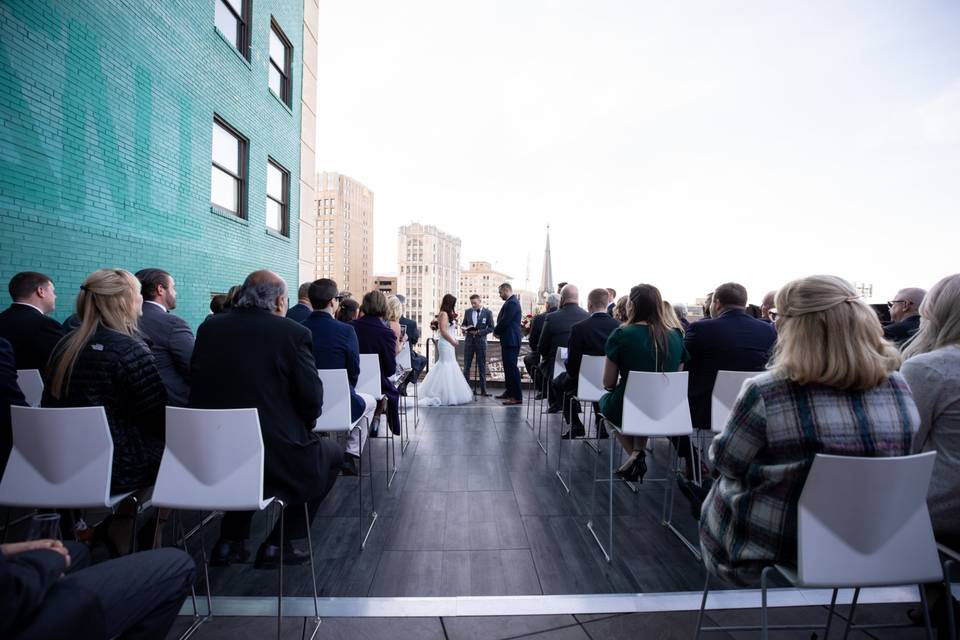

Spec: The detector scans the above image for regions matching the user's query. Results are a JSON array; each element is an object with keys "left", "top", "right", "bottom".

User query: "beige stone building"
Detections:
[
  {"left": 397, "top": 223, "right": 461, "bottom": 333},
  {"left": 314, "top": 172, "right": 373, "bottom": 294},
  {"left": 296, "top": 0, "right": 320, "bottom": 284},
  {"left": 373, "top": 275, "right": 397, "bottom": 297},
  {"left": 459, "top": 261, "right": 511, "bottom": 322}
]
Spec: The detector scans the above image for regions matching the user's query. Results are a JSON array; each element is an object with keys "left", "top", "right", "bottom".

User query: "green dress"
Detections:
[{"left": 599, "top": 325, "right": 689, "bottom": 426}]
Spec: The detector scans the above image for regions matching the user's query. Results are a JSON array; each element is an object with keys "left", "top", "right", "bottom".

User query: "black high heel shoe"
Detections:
[{"left": 622, "top": 453, "right": 648, "bottom": 484}]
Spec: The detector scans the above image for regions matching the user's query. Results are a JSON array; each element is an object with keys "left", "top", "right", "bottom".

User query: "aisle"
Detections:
[{"left": 202, "top": 396, "right": 711, "bottom": 598}]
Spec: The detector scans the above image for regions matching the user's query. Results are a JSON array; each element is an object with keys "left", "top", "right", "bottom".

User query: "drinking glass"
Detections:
[{"left": 26, "top": 513, "right": 61, "bottom": 541}]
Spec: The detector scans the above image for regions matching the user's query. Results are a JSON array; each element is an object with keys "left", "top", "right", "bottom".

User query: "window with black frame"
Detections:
[
  {"left": 266, "top": 159, "right": 289, "bottom": 236},
  {"left": 211, "top": 117, "right": 247, "bottom": 219},
  {"left": 214, "top": 0, "right": 250, "bottom": 58},
  {"left": 268, "top": 19, "right": 292, "bottom": 106}
]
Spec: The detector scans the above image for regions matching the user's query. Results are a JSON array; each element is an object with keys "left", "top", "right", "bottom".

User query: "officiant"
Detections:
[{"left": 461, "top": 294, "right": 494, "bottom": 396}]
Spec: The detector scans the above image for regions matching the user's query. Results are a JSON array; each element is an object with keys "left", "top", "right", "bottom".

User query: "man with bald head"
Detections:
[
  {"left": 190, "top": 270, "right": 344, "bottom": 569},
  {"left": 536, "top": 284, "right": 589, "bottom": 412},
  {"left": 884, "top": 287, "right": 926, "bottom": 346},
  {"left": 760, "top": 290, "right": 776, "bottom": 322}
]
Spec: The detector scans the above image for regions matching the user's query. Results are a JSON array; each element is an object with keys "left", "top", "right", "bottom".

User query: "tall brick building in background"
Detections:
[{"left": 0, "top": 0, "right": 319, "bottom": 328}]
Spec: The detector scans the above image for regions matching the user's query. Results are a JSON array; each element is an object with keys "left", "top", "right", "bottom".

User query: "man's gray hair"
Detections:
[
  {"left": 545, "top": 293, "right": 561, "bottom": 310},
  {"left": 235, "top": 280, "right": 287, "bottom": 311},
  {"left": 672, "top": 302, "right": 688, "bottom": 319}
]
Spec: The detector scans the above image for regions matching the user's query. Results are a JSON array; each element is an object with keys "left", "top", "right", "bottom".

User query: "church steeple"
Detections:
[{"left": 538, "top": 225, "right": 554, "bottom": 301}]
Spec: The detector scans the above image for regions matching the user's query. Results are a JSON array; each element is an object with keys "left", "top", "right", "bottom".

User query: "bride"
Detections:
[{"left": 419, "top": 294, "right": 474, "bottom": 406}]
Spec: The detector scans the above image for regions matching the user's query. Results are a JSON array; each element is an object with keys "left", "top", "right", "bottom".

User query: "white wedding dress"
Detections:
[{"left": 419, "top": 324, "right": 474, "bottom": 406}]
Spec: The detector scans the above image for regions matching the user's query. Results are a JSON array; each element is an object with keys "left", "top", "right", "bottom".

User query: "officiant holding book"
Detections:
[{"left": 461, "top": 294, "right": 494, "bottom": 396}]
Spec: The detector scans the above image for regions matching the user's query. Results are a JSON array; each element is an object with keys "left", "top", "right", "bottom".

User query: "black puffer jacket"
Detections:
[{"left": 42, "top": 326, "right": 167, "bottom": 493}]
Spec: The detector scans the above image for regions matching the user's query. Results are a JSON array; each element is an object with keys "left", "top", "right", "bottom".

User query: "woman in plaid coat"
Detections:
[{"left": 699, "top": 275, "right": 918, "bottom": 586}]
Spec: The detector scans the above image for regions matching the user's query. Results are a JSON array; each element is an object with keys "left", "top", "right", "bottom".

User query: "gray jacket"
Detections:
[{"left": 139, "top": 301, "right": 194, "bottom": 406}]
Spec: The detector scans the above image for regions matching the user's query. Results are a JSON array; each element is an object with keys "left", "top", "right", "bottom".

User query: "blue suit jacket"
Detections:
[
  {"left": 286, "top": 302, "right": 312, "bottom": 324},
  {"left": 494, "top": 296, "right": 522, "bottom": 348},
  {"left": 683, "top": 308, "right": 777, "bottom": 428},
  {"left": 302, "top": 311, "right": 366, "bottom": 422}
]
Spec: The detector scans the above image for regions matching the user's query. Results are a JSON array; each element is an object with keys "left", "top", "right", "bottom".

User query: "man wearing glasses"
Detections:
[{"left": 884, "top": 287, "right": 926, "bottom": 346}]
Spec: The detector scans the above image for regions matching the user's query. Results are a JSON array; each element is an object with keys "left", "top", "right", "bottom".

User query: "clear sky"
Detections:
[{"left": 315, "top": 1, "right": 960, "bottom": 305}]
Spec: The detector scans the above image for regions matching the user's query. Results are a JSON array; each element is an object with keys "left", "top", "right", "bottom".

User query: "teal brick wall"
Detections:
[{"left": 0, "top": 0, "right": 305, "bottom": 329}]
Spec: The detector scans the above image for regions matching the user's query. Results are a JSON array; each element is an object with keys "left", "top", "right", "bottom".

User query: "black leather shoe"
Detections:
[
  {"left": 546, "top": 406, "right": 562, "bottom": 414},
  {"left": 210, "top": 538, "right": 249, "bottom": 566},
  {"left": 254, "top": 542, "right": 310, "bottom": 569},
  {"left": 561, "top": 429, "right": 586, "bottom": 440},
  {"left": 534, "top": 392, "right": 545, "bottom": 400},
  {"left": 341, "top": 454, "right": 359, "bottom": 476},
  {"left": 370, "top": 415, "right": 380, "bottom": 438}
]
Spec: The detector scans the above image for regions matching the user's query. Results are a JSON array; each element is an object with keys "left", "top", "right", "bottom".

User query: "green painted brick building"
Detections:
[{"left": 0, "top": 0, "right": 318, "bottom": 329}]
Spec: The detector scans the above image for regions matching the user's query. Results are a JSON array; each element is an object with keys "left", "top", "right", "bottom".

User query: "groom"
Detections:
[
  {"left": 461, "top": 294, "right": 494, "bottom": 396},
  {"left": 493, "top": 283, "right": 523, "bottom": 405}
]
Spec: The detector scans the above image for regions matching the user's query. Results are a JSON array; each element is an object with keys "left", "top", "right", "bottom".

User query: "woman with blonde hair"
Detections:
[
  {"left": 43, "top": 268, "right": 167, "bottom": 555},
  {"left": 662, "top": 300, "right": 685, "bottom": 335},
  {"left": 699, "top": 275, "right": 917, "bottom": 586},
  {"left": 385, "top": 295, "right": 404, "bottom": 355}
]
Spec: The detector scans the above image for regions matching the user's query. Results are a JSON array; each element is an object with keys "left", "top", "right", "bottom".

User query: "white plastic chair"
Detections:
[
  {"left": 587, "top": 371, "right": 695, "bottom": 562},
  {"left": 696, "top": 451, "right": 942, "bottom": 640},
  {"left": 151, "top": 407, "right": 320, "bottom": 640},
  {"left": 710, "top": 370, "right": 759, "bottom": 434},
  {"left": 15, "top": 369, "right": 43, "bottom": 407},
  {"left": 314, "top": 369, "right": 377, "bottom": 550},
  {"left": 395, "top": 343, "right": 418, "bottom": 453},
  {"left": 556, "top": 354, "right": 606, "bottom": 493},
  {"left": 358, "top": 353, "right": 398, "bottom": 488}
]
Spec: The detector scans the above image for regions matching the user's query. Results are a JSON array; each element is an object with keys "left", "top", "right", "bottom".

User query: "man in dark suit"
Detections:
[
  {"left": 285, "top": 282, "right": 313, "bottom": 323},
  {"left": 302, "top": 278, "right": 374, "bottom": 467},
  {"left": 461, "top": 294, "right": 495, "bottom": 396},
  {"left": 190, "top": 270, "right": 343, "bottom": 568},
  {"left": 135, "top": 269, "right": 194, "bottom": 407},
  {"left": 396, "top": 294, "right": 426, "bottom": 390},
  {"left": 0, "top": 337, "right": 28, "bottom": 478},
  {"left": 684, "top": 282, "right": 777, "bottom": 431},
  {"left": 523, "top": 294, "right": 558, "bottom": 398},
  {"left": 555, "top": 288, "right": 619, "bottom": 437},
  {"left": 606, "top": 288, "right": 617, "bottom": 316},
  {"left": 0, "top": 272, "right": 65, "bottom": 375},
  {"left": 884, "top": 287, "right": 925, "bottom": 347},
  {"left": 537, "top": 284, "right": 589, "bottom": 412},
  {"left": 493, "top": 283, "right": 523, "bottom": 404}
]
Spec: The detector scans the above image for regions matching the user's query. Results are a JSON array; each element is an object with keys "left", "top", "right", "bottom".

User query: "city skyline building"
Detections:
[
  {"left": 396, "top": 222, "right": 461, "bottom": 334},
  {"left": 372, "top": 274, "right": 397, "bottom": 297},
  {"left": 459, "top": 261, "right": 511, "bottom": 322},
  {"left": 315, "top": 171, "right": 373, "bottom": 294}
]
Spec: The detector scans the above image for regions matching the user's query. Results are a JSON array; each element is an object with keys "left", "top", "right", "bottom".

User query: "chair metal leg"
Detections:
[
  {"left": 174, "top": 510, "right": 211, "bottom": 640},
  {"left": 535, "top": 376, "right": 547, "bottom": 454},
  {"left": 660, "top": 437, "right": 703, "bottom": 560},
  {"left": 823, "top": 588, "right": 838, "bottom": 640},
  {"left": 945, "top": 559, "right": 957, "bottom": 640},
  {"left": 586, "top": 418, "right": 615, "bottom": 563},
  {"left": 760, "top": 566, "right": 772, "bottom": 640},
  {"left": 400, "top": 390, "right": 410, "bottom": 455},
  {"left": 842, "top": 587, "right": 860, "bottom": 640},
  {"left": 918, "top": 583, "right": 935, "bottom": 640},
  {"left": 303, "top": 503, "right": 321, "bottom": 640},
  {"left": 555, "top": 393, "right": 572, "bottom": 494},
  {"left": 694, "top": 573, "right": 710, "bottom": 640},
  {"left": 582, "top": 401, "right": 600, "bottom": 455},
  {"left": 359, "top": 417, "right": 378, "bottom": 550},
  {"left": 276, "top": 500, "right": 286, "bottom": 640},
  {"left": 386, "top": 422, "right": 398, "bottom": 489}
]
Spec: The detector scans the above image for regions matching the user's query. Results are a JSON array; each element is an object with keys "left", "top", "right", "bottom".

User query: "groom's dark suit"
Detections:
[{"left": 494, "top": 295, "right": 523, "bottom": 401}]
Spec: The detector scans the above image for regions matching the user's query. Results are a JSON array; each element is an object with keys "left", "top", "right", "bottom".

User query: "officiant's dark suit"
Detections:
[
  {"left": 537, "top": 302, "right": 589, "bottom": 411},
  {"left": 189, "top": 307, "right": 343, "bottom": 544},
  {"left": 494, "top": 293, "right": 523, "bottom": 402},
  {"left": 461, "top": 305, "right": 494, "bottom": 394}
]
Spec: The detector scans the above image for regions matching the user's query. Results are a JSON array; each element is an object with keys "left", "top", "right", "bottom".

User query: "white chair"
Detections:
[
  {"left": 395, "top": 343, "right": 418, "bottom": 452},
  {"left": 710, "top": 370, "right": 759, "bottom": 434},
  {"left": 151, "top": 407, "right": 320, "bottom": 640},
  {"left": 556, "top": 354, "right": 606, "bottom": 494},
  {"left": 358, "top": 353, "right": 398, "bottom": 488},
  {"left": 16, "top": 369, "right": 43, "bottom": 407},
  {"left": 587, "top": 371, "right": 695, "bottom": 562},
  {"left": 0, "top": 406, "right": 142, "bottom": 548},
  {"left": 315, "top": 369, "right": 378, "bottom": 550},
  {"left": 696, "top": 451, "right": 943, "bottom": 640}
]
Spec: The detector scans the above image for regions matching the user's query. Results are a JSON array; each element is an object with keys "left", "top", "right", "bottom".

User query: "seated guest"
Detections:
[
  {"left": 386, "top": 295, "right": 405, "bottom": 355},
  {"left": 0, "top": 337, "right": 28, "bottom": 478},
  {"left": 336, "top": 297, "right": 360, "bottom": 323},
  {"left": 0, "top": 539, "right": 195, "bottom": 639},
  {"left": 701, "top": 292, "right": 713, "bottom": 319},
  {"left": 0, "top": 271, "right": 65, "bottom": 374},
  {"left": 302, "top": 279, "right": 375, "bottom": 468},
  {"left": 191, "top": 270, "right": 343, "bottom": 568},
  {"left": 606, "top": 288, "right": 617, "bottom": 316},
  {"left": 223, "top": 284, "right": 243, "bottom": 311},
  {"left": 286, "top": 282, "right": 313, "bottom": 323},
  {"left": 43, "top": 269, "right": 167, "bottom": 556},
  {"left": 538, "top": 285, "right": 589, "bottom": 412},
  {"left": 760, "top": 290, "right": 776, "bottom": 322},
  {"left": 556, "top": 288, "right": 619, "bottom": 438},
  {"left": 662, "top": 300, "right": 685, "bottom": 335},
  {"left": 885, "top": 286, "right": 926, "bottom": 346},
  {"left": 901, "top": 274, "right": 960, "bottom": 541},
  {"left": 523, "top": 293, "right": 559, "bottom": 398},
  {"left": 612, "top": 295, "right": 628, "bottom": 323},
  {"left": 601, "top": 284, "right": 688, "bottom": 481},
  {"left": 352, "top": 291, "right": 400, "bottom": 436},
  {"left": 208, "top": 293, "right": 228, "bottom": 316},
  {"left": 672, "top": 302, "right": 690, "bottom": 330},
  {"left": 135, "top": 269, "right": 194, "bottom": 407},
  {"left": 700, "top": 275, "right": 916, "bottom": 586},
  {"left": 396, "top": 294, "right": 426, "bottom": 390}
]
